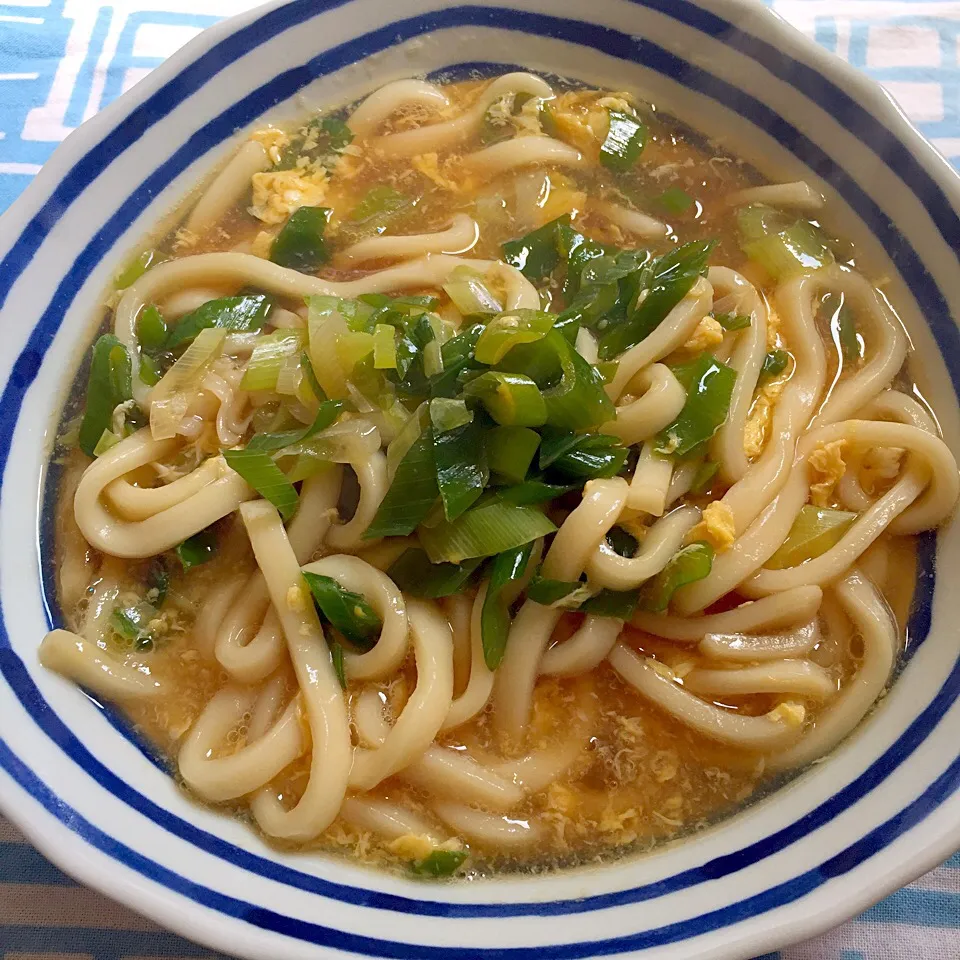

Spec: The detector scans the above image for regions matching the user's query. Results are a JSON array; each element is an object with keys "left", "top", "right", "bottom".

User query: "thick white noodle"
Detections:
[
  {"left": 74, "top": 430, "right": 255, "bottom": 558},
  {"left": 347, "top": 79, "right": 451, "bottom": 137},
  {"left": 433, "top": 802, "right": 544, "bottom": 849},
  {"left": 682, "top": 660, "right": 835, "bottom": 700},
  {"left": 708, "top": 267, "right": 769, "bottom": 482},
  {"left": 539, "top": 616, "right": 623, "bottom": 676},
  {"left": 699, "top": 618, "right": 822, "bottom": 662},
  {"left": 608, "top": 643, "right": 804, "bottom": 750},
  {"left": 185, "top": 141, "right": 269, "bottom": 235},
  {"left": 38, "top": 629, "right": 164, "bottom": 700},
  {"left": 242, "top": 500, "right": 351, "bottom": 841},
  {"left": 627, "top": 441, "right": 674, "bottom": 515},
  {"left": 728, "top": 181, "right": 824, "bottom": 211},
  {"left": 178, "top": 683, "right": 304, "bottom": 802},
  {"left": 608, "top": 277, "right": 713, "bottom": 400},
  {"left": 461, "top": 137, "right": 585, "bottom": 179},
  {"left": 633, "top": 586, "right": 823, "bottom": 641},
  {"left": 602, "top": 363, "right": 686, "bottom": 447},
  {"left": 348, "top": 600, "right": 453, "bottom": 790},
  {"left": 301, "top": 555, "right": 409, "bottom": 681},
  {"left": 493, "top": 478, "right": 627, "bottom": 739},
  {"left": 441, "top": 586, "right": 495, "bottom": 731},
  {"left": 586, "top": 504, "right": 701, "bottom": 592},
  {"left": 368, "top": 73, "right": 554, "bottom": 157},
  {"left": 336, "top": 214, "right": 479, "bottom": 265},
  {"left": 592, "top": 200, "right": 667, "bottom": 238},
  {"left": 768, "top": 571, "right": 896, "bottom": 770},
  {"left": 339, "top": 796, "right": 444, "bottom": 842},
  {"left": 215, "top": 469, "right": 340, "bottom": 683}
]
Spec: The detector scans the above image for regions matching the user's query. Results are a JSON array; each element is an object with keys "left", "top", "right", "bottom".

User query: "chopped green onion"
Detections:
[
  {"left": 597, "top": 240, "right": 715, "bottom": 360},
  {"left": 432, "top": 418, "right": 488, "bottom": 521},
  {"left": 166, "top": 294, "right": 272, "bottom": 349},
  {"left": 599, "top": 110, "right": 647, "bottom": 171},
  {"left": 462, "top": 371, "right": 547, "bottom": 427},
  {"left": 487, "top": 426, "right": 540, "bottom": 484},
  {"left": 539, "top": 102, "right": 559, "bottom": 138},
  {"left": 475, "top": 309, "right": 555, "bottom": 365},
  {"left": 737, "top": 203, "right": 791, "bottom": 242},
  {"left": 495, "top": 479, "right": 577, "bottom": 505},
  {"left": 223, "top": 448, "right": 299, "bottom": 521},
  {"left": 539, "top": 430, "right": 628, "bottom": 479},
  {"left": 410, "top": 849, "right": 468, "bottom": 878},
  {"left": 270, "top": 206, "right": 332, "bottom": 272},
  {"left": 766, "top": 505, "right": 856, "bottom": 570},
  {"left": 580, "top": 588, "right": 640, "bottom": 619},
  {"left": 303, "top": 572, "right": 381, "bottom": 651},
  {"left": 715, "top": 312, "right": 751, "bottom": 331},
  {"left": 92, "top": 429, "right": 120, "bottom": 457},
  {"left": 418, "top": 500, "right": 556, "bottom": 564},
  {"left": 300, "top": 350, "right": 326, "bottom": 401},
  {"left": 442, "top": 266, "right": 502, "bottom": 316},
  {"left": 373, "top": 323, "right": 398, "bottom": 370},
  {"left": 527, "top": 576, "right": 582, "bottom": 606},
  {"left": 501, "top": 215, "right": 567, "bottom": 280},
  {"left": 655, "top": 353, "right": 737, "bottom": 458},
  {"left": 145, "top": 560, "right": 169, "bottom": 608},
  {"left": 247, "top": 399, "right": 344, "bottom": 453},
  {"left": 429, "top": 397, "right": 472, "bottom": 433},
  {"left": 349, "top": 186, "right": 412, "bottom": 226},
  {"left": 834, "top": 303, "right": 861, "bottom": 363},
  {"left": 641, "top": 541, "right": 714, "bottom": 612},
  {"left": 761, "top": 349, "right": 790, "bottom": 380},
  {"left": 690, "top": 460, "right": 720, "bottom": 494},
  {"left": 307, "top": 296, "right": 351, "bottom": 399},
  {"left": 240, "top": 332, "right": 302, "bottom": 391},
  {"left": 387, "top": 549, "right": 482, "bottom": 599},
  {"left": 335, "top": 330, "right": 375, "bottom": 372},
  {"left": 78, "top": 334, "right": 133, "bottom": 458},
  {"left": 655, "top": 187, "right": 694, "bottom": 215},
  {"left": 330, "top": 641, "right": 347, "bottom": 689},
  {"left": 175, "top": 528, "right": 218, "bottom": 570},
  {"left": 115, "top": 249, "right": 160, "bottom": 289},
  {"left": 541, "top": 331, "right": 615, "bottom": 430},
  {"left": 481, "top": 541, "right": 535, "bottom": 669},
  {"left": 606, "top": 526, "right": 639, "bottom": 558},
  {"left": 111, "top": 601, "right": 156, "bottom": 647},
  {"left": 365, "top": 431, "right": 439, "bottom": 538},
  {"left": 137, "top": 304, "right": 168, "bottom": 350},
  {"left": 742, "top": 220, "right": 833, "bottom": 281},
  {"left": 138, "top": 353, "right": 162, "bottom": 387}
]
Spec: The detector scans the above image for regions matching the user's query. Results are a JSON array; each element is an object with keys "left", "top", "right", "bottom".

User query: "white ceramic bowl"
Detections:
[{"left": 2, "top": 1, "right": 960, "bottom": 958}]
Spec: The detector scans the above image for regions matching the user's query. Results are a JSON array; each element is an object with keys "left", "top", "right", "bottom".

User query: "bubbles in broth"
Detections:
[{"left": 43, "top": 70, "right": 958, "bottom": 879}]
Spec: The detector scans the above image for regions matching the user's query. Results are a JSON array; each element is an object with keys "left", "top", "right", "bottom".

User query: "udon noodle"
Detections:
[{"left": 42, "top": 72, "right": 959, "bottom": 877}]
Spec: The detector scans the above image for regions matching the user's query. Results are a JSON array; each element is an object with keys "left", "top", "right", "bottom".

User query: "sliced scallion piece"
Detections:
[
  {"left": 330, "top": 641, "right": 347, "bottom": 689},
  {"left": 495, "top": 479, "right": 577, "bottom": 505},
  {"left": 418, "top": 500, "right": 556, "bottom": 564},
  {"left": 373, "top": 323, "right": 398, "bottom": 370},
  {"left": 481, "top": 541, "right": 535, "bottom": 669},
  {"left": 223, "top": 448, "right": 299, "bottom": 521},
  {"left": 166, "top": 294, "right": 272, "bottom": 349},
  {"left": 526, "top": 576, "right": 582, "bottom": 606},
  {"left": 303, "top": 572, "right": 381, "bottom": 651},
  {"left": 387, "top": 549, "right": 481, "bottom": 599},
  {"left": 715, "top": 312, "right": 751, "bottom": 331},
  {"left": 246, "top": 399, "right": 344, "bottom": 453},
  {"left": 115, "top": 249, "right": 160, "bottom": 289},
  {"left": 429, "top": 397, "right": 472, "bottom": 433},
  {"left": 690, "top": 460, "right": 720, "bottom": 495},
  {"left": 834, "top": 303, "right": 861, "bottom": 363},
  {"left": 410, "top": 849, "right": 468, "bottom": 878},
  {"left": 442, "top": 266, "right": 502, "bottom": 316},
  {"left": 432, "top": 418, "right": 488, "bottom": 521},
  {"left": 501, "top": 215, "right": 567, "bottom": 280},
  {"left": 539, "top": 430, "right": 628, "bottom": 479},
  {"left": 78, "top": 334, "right": 133, "bottom": 458},
  {"left": 240, "top": 332, "right": 303, "bottom": 391},
  {"left": 597, "top": 240, "right": 714, "bottom": 360},
  {"left": 349, "top": 186, "right": 412, "bottom": 227},
  {"left": 640, "top": 541, "right": 714, "bottom": 612},
  {"left": 580, "top": 588, "right": 640, "bottom": 619},
  {"left": 741, "top": 219, "right": 833, "bottom": 281},
  {"left": 761, "top": 349, "right": 789, "bottom": 380},
  {"left": 487, "top": 426, "right": 540, "bottom": 484},
  {"left": 461, "top": 371, "right": 547, "bottom": 427},
  {"left": 138, "top": 353, "right": 162, "bottom": 387},
  {"left": 175, "top": 528, "right": 218, "bottom": 569},
  {"left": 137, "top": 304, "right": 168, "bottom": 350},
  {"left": 365, "top": 431, "right": 439, "bottom": 538},
  {"left": 474, "top": 309, "right": 556, "bottom": 365},
  {"left": 766, "top": 505, "right": 856, "bottom": 570},
  {"left": 271, "top": 206, "right": 332, "bottom": 272},
  {"left": 599, "top": 110, "right": 647, "bottom": 171},
  {"left": 655, "top": 187, "right": 694, "bottom": 215},
  {"left": 655, "top": 353, "right": 737, "bottom": 458}
]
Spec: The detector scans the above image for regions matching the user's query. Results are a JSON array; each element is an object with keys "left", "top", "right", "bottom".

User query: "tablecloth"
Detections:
[{"left": 0, "top": 1, "right": 958, "bottom": 957}]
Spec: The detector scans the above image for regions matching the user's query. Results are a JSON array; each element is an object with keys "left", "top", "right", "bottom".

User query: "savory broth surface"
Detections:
[{"left": 45, "top": 72, "right": 957, "bottom": 878}]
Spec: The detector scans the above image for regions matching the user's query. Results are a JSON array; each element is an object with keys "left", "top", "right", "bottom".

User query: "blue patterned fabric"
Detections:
[{"left": 0, "top": 1, "right": 958, "bottom": 958}]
